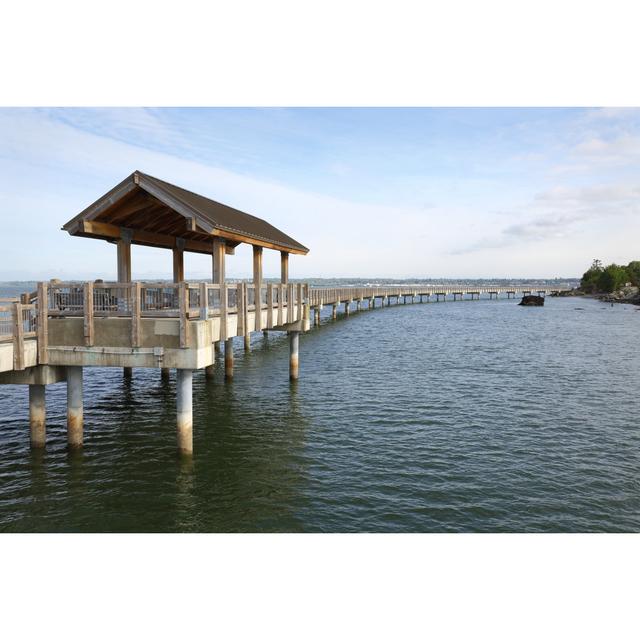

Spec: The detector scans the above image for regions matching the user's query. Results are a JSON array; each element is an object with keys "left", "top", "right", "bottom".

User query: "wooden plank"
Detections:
[
  {"left": 83, "top": 282, "right": 94, "bottom": 346},
  {"left": 297, "top": 283, "right": 303, "bottom": 322},
  {"left": 13, "top": 303, "right": 24, "bottom": 371},
  {"left": 131, "top": 282, "right": 142, "bottom": 347},
  {"left": 179, "top": 282, "right": 188, "bottom": 348},
  {"left": 37, "top": 282, "right": 48, "bottom": 364}
]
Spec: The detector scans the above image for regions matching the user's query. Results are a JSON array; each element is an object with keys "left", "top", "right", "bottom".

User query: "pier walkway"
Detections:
[{"left": 0, "top": 171, "right": 570, "bottom": 455}]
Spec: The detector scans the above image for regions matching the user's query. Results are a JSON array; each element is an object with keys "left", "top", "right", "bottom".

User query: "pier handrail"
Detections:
[{"left": 0, "top": 300, "right": 37, "bottom": 370}]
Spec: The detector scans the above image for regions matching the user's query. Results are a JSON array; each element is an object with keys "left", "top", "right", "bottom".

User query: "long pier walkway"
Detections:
[
  {"left": 0, "top": 171, "right": 570, "bottom": 456},
  {"left": 1, "top": 281, "right": 569, "bottom": 454}
]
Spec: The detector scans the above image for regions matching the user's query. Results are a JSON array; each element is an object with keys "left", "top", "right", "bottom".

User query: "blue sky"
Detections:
[{"left": 1, "top": 107, "right": 639, "bottom": 280}]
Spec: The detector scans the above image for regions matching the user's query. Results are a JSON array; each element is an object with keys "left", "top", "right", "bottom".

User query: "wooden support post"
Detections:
[
  {"left": 289, "top": 331, "right": 300, "bottom": 381},
  {"left": 83, "top": 282, "right": 94, "bottom": 347},
  {"left": 37, "top": 282, "right": 48, "bottom": 364},
  {"left": 314, "top": 306, "right": 320, "bottom": 326},
  {"left": 12, "top": 302, "right": 25, "bottom": 371},
  {"left": 173, "top": 238, "right": 185, "bottom": 283},
  {"left": 29, "top": 384, "right": 46, "bottom": 449},
  {"left": 253, "top": 246, "right": 263, "bottom": 332},
  {"left": 345, "top": 300, "right": 350, "bottom": 316},
  {"left": 66, "top": 366, "right": 83, "bottom": 448},
  {"left": 161, "top": 368, "right": 171, "bottom": 382},
  {"left": 332, "top": 304, "right": 337, "bottom": 320},
  {"left": 225, "top": 338, "right": 234, "bottom": 380},
  {"left": 176, "top": 369, "right": 193, "bottom": 455},
  {"left": 117, "top": 229, "right": 132, "bottom": 283},
  {"left": 281, "top": 251, "right": 289, "bottom": 284},
  {"left": 212, "top": 238, "right": 226, "bottom": 285}
]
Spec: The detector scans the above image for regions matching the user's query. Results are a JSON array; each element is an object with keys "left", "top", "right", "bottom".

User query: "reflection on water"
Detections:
[{"left": 0, "top": 296, "right": 639, "bottom": 532}]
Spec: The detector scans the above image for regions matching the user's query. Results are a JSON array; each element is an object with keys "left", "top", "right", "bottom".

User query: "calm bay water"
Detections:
[{"left": 0, "top": 292, "right": 638, "bottom": 532}]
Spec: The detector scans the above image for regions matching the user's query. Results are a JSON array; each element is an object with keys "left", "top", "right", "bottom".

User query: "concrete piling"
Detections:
[
  {"left": 161, "top": 368, "right": 171, "bottom": 381},
  {"left": 244, "top": 334, "right": 251, "bottom": 351},
  {"left": 176, "top": 369, "right": 193, "bottom": 455},
  {"left": 29, "top": 384, "right": 46, "bottom": 448},
  {"left": 332, "top": 304, "right": 337, "bottom": 320},
  {"left": 225, "top": 338, "right": 234, "bottom": 379},
  {"left": 123, "top": 367, "right": 133, "bottom": 378},
  {"left": 66, "top": 366, "right": 83, "bottom": 448},
  {"left": 289, "top": 331, "right": 300, "bottom": 381}
]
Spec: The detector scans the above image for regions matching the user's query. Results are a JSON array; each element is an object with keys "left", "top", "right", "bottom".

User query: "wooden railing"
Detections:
[
  {"left": 37, "top": 281, "right": 310, "bottom": 351},
  {"left": 308, "top": 285, "right": 571, "bottom": 306},
  {"left": 0, "top": 299, "right": 37, "bottom": 370}
]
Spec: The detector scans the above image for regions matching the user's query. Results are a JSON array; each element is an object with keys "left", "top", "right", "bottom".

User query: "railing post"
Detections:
[
  {"left": 278, "top": 284, "right": 284, "bottom": 326},
  {"left": 199, "top": 282, "right": 208, "bottom": 320},
  {"left": 131, "top": 282, "right": 142, "bottom": 348},
  {"left": 179, "top": 282, "right": 188, "bottom": 348},
  {"left": 266, "top": 283, "right": 274, "bottom": 329},
  {"left": 37, "top": 282, "right": 48, "bottom": 364},
  {"left": 297, "top": 283, "right": 303, "bottom": 323},
  {"left": 236, "top": 282, "right": 246, "bottom": 336},
  {"left": 12, "top": 302, "right": 25, "bottom": 371},
  {"left": 220, "top": 283, "right": 228, "bottom": 341},
  {"left": 287, "top": 283, "right": 295, "bottom": 324},
  {"left": 83, "top": 282, "right": 94, "bottom": 347}
]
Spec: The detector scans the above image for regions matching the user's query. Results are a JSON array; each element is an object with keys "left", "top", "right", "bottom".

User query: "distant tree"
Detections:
[
  {"left": 626, "top": 260, "right": 640, "bottom": 287},
  {"left": 597, "top": 264, "right": 629, "bottom": 293},
  {"left": 580, "top": 259, "right": 604, "bottom": 293}
]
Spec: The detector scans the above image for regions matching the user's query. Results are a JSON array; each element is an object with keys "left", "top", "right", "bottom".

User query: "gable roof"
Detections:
[{"left": 62, "top": 170, "right": 309, "bottom": 255}]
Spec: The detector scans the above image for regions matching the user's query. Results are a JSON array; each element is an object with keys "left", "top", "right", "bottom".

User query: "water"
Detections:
[{"left": 0, "top": 291, "right": 638, "bottom": 532}]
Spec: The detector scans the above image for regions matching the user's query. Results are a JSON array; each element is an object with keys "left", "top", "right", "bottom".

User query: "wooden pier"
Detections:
[{"left": 0, "top": 171, "right": 571, "bottom": 455}]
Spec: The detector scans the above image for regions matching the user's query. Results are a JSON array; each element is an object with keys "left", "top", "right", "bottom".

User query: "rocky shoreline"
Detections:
[
  {"left": 597, "top": 285, "right": 640, "bottom": 305},
  {"left": 552, "top": 286, "right": 640, "bottom": 306}
]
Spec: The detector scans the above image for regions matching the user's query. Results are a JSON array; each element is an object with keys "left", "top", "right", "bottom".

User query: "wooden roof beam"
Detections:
[{"left": 81, "top": 220, "right": 217, "bottom": 255}]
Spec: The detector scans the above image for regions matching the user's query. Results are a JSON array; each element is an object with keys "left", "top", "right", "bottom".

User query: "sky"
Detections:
[{"left": 0, "top": 107, "right": 639, "bottom": 280}]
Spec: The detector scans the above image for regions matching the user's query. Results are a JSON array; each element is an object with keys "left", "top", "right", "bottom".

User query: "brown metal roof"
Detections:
[{"left": 62, "top": 170, "right": 309, "bottom": 255}]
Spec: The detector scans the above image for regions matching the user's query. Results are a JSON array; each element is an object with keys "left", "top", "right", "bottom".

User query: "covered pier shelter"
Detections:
[{"left": 2, "top": 171, "right": 310, "bottom": 455}]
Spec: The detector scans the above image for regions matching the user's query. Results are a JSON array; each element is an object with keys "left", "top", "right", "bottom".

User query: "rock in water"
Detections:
[{"left": 519, "top": 295, "right": 545, "bottom": 306}]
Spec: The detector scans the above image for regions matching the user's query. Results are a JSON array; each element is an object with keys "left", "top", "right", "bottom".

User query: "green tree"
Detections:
[
  {"left": 626, "top": 260, "right": 640, "bottom": 287},
  {"left": 580, "top": 258, "right": 603, "bottom": 293},
  {"left": 597, "top": 264, "right": 629, "bottom": 293}
]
